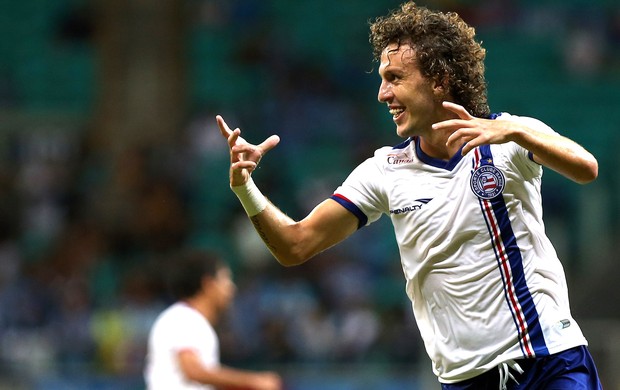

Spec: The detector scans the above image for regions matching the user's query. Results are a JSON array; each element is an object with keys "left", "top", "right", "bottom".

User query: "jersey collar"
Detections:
[
  {"left": 409, "top": 113, "right": 501, "bottom": 170},
  {"left": 414, "top": 136, "right": 464, "bottom": 171}
]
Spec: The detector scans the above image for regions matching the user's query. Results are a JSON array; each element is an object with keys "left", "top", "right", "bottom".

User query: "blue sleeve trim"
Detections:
[{"left": 330, "top": 194, "right": 368, "bottom": 229}]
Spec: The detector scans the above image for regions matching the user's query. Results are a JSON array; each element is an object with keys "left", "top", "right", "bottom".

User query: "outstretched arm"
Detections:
[
  {"left": 216, "top": 115, "right": 359, "bottom": 266},
  {"left": 435, "top": 102, "right": 598, "bottom": 184},
  {"left": 178, "top": 349, "right": 282, "bottom": 390}
]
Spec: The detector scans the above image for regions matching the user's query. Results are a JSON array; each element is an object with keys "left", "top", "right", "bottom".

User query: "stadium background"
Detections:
[{"left": 0, "top": 0, "right": 619, "bottom": 388}]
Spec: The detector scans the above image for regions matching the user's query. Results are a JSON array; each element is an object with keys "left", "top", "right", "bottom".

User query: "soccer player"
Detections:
[
  {"left": 144, "top": 250, "right": 282, "bottom": 390},
  {"left": 217, "top": 2, "right": 603, "bottom": 389}
]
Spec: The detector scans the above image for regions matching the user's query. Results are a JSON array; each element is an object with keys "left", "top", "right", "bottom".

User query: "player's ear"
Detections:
[{"left": 432, "top": 75, "right": 449, "bottom": 101}]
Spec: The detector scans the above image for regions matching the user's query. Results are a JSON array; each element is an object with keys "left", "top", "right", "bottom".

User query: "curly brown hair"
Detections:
[{"left": 369, "top": 2, "right": 490, "bottom": 117}]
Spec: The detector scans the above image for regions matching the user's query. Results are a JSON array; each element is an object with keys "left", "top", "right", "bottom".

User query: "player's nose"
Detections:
[{"left": 378, "top": 80, "right": 393, "bottom": 103}]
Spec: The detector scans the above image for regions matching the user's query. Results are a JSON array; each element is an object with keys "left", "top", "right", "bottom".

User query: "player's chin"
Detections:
[
  {"left": 393, "top": 117, "right": 412, "bottom": 137},
  {"left": 395, "top": 125, "right": 412, "bottom": 139}
]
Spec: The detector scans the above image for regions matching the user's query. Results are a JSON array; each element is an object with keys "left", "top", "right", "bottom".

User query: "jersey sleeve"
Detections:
[
  {"left": 331, "top": 147, "right": 390, "bottom": 228},
  {"left": 173, "top": 314, "right": 207, "bottom": 352},
  {"left": 496, "top": 114, "right": 559, "bottom": 180},
  {"left": 160, "top": 309, "right": 215, "bottom": 354}
]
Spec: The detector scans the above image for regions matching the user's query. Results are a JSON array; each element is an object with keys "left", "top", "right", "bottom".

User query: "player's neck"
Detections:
[
  {"left": 418, "top": 134, "right": 460, "bottom": 161},
  {"left": 183, "top": 297, "right": 218, "bottom": 324},
  {"left": 417, "top": 106, "right": 461, "bottom": 160}
]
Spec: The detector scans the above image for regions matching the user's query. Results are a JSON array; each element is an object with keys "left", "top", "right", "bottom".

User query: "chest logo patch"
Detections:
[{"left": 470, "top": 165, "right": 506, "bottom": 199}]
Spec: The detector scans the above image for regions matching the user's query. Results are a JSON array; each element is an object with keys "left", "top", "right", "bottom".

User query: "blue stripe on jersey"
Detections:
[
  {"left": 477, "top": 145, "right": 549, "bottom": 358},
  {"left": 330, "top": 194, "right": 368, "bottom": 229}
]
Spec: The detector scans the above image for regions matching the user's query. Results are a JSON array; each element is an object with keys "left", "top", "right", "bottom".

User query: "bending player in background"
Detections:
[
  {"left": 217, "top": 2, "right": 603, "bottom": 389},
  {"left": 144, "top": 250, "right": 282, "bottom": 390}
]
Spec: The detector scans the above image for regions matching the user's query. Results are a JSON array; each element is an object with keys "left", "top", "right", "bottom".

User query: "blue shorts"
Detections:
[{"left": 441, "top": 346, "right": 602, "bottom": 390}]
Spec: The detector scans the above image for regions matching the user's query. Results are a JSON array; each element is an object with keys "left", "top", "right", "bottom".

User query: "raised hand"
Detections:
[
  {"left": 434, "top": 101, "right": 515, "bottom": 156},
  {"left": 216, "top": 115, "right": 280, "bottom": 186}
]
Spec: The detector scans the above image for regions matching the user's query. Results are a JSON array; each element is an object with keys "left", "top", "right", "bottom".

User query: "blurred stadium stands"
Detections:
[{"left": 0, "top": 0, "right": 619, "bottom": 389}]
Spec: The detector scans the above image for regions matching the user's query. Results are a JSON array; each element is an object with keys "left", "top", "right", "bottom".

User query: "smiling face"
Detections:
[{"left": 377, "top": 42, "right": 447, "bottom": 139}]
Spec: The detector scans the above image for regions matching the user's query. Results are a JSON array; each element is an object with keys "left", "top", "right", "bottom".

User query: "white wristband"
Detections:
[{"left": 231, "top": 178, "right": 268, "bottom": 217}]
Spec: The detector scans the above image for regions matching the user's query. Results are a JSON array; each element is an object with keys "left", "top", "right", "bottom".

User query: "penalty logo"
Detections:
[{"left": 470, "top": 165, "right": 505, "bottom": 199}]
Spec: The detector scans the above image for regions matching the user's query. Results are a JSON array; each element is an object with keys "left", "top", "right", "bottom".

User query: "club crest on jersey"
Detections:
[{"left": 470, "top": 165, "right": 505, "bottom": 199}]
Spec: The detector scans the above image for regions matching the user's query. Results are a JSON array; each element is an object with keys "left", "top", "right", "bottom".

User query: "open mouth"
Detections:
[{"left": 389, "top": 107, "right": 405, "bottom": 120}]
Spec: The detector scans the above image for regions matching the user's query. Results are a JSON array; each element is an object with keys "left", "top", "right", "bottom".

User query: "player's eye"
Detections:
[{"left": 385, "top": 73, "right": 399, "bottom": 82}]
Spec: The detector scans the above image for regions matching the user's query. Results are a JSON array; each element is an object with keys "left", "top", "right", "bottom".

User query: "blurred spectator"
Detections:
[{"left": 0, "top": 0, "right": 618, "bottom": 388}]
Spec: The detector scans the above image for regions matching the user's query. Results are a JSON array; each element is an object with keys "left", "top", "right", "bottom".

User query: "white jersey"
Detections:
[
  {"left": 331, "top": 114, "right": 588, "bottom": 383},
  {"left": 145, "top": 302, "right": 219, "bottom": 390}
]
